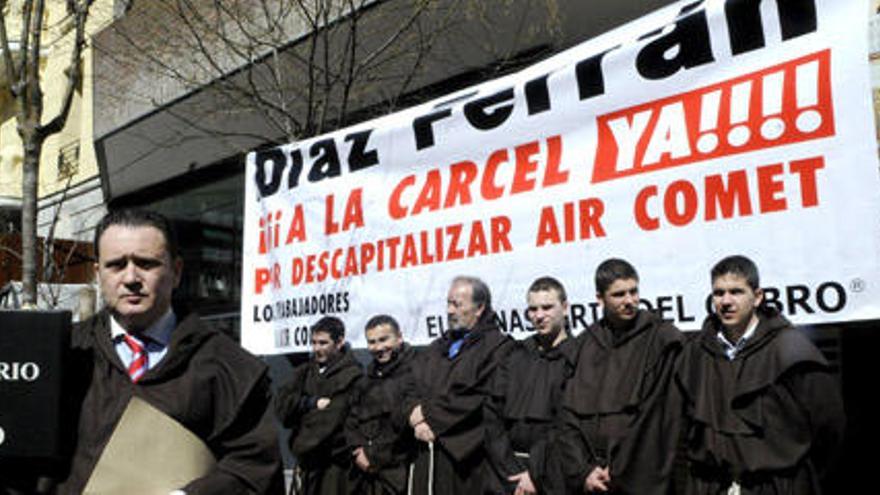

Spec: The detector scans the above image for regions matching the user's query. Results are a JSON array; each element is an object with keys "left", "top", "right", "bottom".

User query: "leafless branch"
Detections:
[
  {"left": 17, "top": 0, "right": 32, "bottom": 86},
  {"left": 26, "top": 0, "right": 45, "bottom": 124},
  {"left": 0, "top": 1, "right": 21, "bottom": 89},
  {"left": 96, "top": 0, "right": 563, "bottom": 146},
  {"left": 0, "top": 245, "right": 23, "bottom": 261},
  {"left": 42, "top": 0, "right": 93, "bottom": 136},
  {"left": 41, "top": 174, "right": 72, "bottom": 281}
]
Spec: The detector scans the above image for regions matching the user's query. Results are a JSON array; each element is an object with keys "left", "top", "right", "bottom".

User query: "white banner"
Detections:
[{"left": 242, "top": 0, "right": 880, "bottom": 354}]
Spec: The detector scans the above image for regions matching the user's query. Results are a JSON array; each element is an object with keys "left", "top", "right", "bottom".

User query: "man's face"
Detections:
[
  {"left": 311, "top": 330, "right": 344, "bottom": 364},
  {"left": 366, "top": 323, "right": 403, "bottom": 364},
  {"left": 95, "top": 225, "right": 182, "bottom": 333},
  {"left": 598, "top": 278, "right": 640, "bottom": 327},
  {"left": 527, "top": 289, "right": 568, "bottom": 336},
  {"left": 712, "top": 273, "right": 762, "bottom": 335},
  {"left": 447, "top": 282, "right": 484, "bottom": 331}
]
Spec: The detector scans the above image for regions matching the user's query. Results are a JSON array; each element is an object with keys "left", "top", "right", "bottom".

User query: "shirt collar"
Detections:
[
  {"left": 716, "top": 317, "right": 758, "bottom": 360},
  {"left": 110, "top": 309, "right": 176, "bottom": 347}
]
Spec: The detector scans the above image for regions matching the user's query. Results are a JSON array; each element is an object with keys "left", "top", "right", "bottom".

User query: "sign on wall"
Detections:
[{"left": 242, "top": 0, "right": 880, "bottom": 354}]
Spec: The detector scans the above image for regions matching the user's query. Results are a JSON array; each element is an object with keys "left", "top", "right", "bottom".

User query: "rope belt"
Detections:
[{"left": 407, "top": 441, "right": 435, "bottom": 495}]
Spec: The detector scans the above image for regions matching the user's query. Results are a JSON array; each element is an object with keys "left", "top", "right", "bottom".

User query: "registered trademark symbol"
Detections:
[{"left": 850, "top": 278, "right": 866, "bottom": 293}]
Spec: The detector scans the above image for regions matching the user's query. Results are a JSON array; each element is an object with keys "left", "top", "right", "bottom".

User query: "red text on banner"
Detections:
[{"left": 593, "top": 50, "right": 834, "bottom": 183}]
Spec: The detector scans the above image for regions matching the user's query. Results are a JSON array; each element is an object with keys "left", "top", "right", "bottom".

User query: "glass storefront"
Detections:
[{"left": 142, "top": 172, "right": 244, "bottom": 337}]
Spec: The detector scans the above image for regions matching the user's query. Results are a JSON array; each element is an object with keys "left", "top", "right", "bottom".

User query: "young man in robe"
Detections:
[
  {"left": 675, "top": 255, "right": 845, "bottom": 494},
  {"left": 486, "top": 276, "right": 579, "bottom": 495},
  {"left": 275, "top": 316, "right": 363, "bottom": 495},
  {"left": 346, "top": 315, "right": 418, "bottom": 495},
  {"left": 404, "top": 276, "right": 514, "bottom": 494},
  {"left": 559, "top": 258, "right": 684, "bottom": 494}
]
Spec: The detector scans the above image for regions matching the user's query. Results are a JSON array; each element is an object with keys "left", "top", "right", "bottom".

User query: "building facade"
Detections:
[
  {"left": 0, "top": 0, "right": 115, "bottom": 313},
  {"left": 90, "top": 0, "right": 676, "bottom": 331}
]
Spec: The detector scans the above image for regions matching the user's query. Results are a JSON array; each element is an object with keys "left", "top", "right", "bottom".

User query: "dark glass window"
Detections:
[{"left": 146, "top": 173, "right": 244, "bottom": 337}]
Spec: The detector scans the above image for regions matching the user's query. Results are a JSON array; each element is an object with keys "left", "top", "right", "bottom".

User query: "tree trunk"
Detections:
[{"left": 20, "top": 136, "right": 42, "bottom": 307}]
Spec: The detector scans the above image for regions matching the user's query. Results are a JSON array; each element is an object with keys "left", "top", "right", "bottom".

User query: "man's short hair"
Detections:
[
  {"left": 365, "top": 314, "right": 400, "bottom": 335},
  {"left": 711, "top": 255, "right": 760, "bottom": 290},
  {"left": 94, "top": 209, "right": 179, "bottom": 260},
  {"left": 452, "top": 275, "right": 491, "bottom": 309},
  {"left": 312, "top": 316, "right": 345, "bottom": 342},
  {"left": 528, "top": 276, "right": 567, "bottom": 303},
  {"left": 595, "top": 258, "right": 639, "bottom": 295}
]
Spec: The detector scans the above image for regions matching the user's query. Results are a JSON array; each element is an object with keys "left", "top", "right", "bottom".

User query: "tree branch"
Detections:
[
  {"left": 41, "top": 174, "right": 72, "bottom": 282},
  {"left": 17, "top": 0, "right": 32, "bottom": 87},
  {"left": 0, "top": 244, "right": 22, "bottom": 261},
  {"left": 0, "top": 0, "right": 20, "bottom": 90},
  {"left": 354, "top": 0, "right": 429, "bottom": 78},
  {"left": 41, "top": 0, "right": 93, "bottom": 137}
]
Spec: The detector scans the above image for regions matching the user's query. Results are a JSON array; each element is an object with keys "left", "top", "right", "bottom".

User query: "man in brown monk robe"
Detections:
[
  {"left": 675, "top": 255, "right": 845, "bottom": 494},
  {"left": 54, "top": 209, "right": 284, "bottom": 495},
  {"left": 346, "top": 314, "right": 418, "bottom": 495},
  {"left": 559, "top": 258, "right": 684, "bottom": 494},
  {"left": 404, "top": 276, "right": 514, "bottom": 495},
  {"left": 486, "top": 276, "right": 579, "bottom": 495},
  {"left": 275, "top": 316, "right": 363, "bottom": 495}
]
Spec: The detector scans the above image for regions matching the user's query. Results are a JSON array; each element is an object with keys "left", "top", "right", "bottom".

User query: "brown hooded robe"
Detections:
[
  {"left": 675, "top": 308, "right": 845, "bottom": 495},
  {"left": 275, "top": 344, "right": 364, "bottom": 495},
  {"left": 345, "top": 344, "right": 418, "bottom": 495},
  {"left": 403, "top": 311, "right": 514, "bottom": 495},
  {"left": 558, "top": 310, "right": 684, "bottom": 495},
  {"left": 485, "top": 334, "right": 579, "bottom": 495},
  {"left": 57, "top": 310, "right": 284, "bottom": 495}
]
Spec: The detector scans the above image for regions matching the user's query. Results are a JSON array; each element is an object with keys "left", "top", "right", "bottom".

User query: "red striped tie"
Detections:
[{"left": 123, "top": 334, "right": 148, "bottom": 383}]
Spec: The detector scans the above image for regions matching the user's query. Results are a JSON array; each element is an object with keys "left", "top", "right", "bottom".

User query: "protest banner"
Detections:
[{"left": 242, "top": 0, "right": 880, "bottom": 354}]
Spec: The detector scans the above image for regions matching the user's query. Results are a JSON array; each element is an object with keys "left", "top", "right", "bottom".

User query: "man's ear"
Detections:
[
  {"left": 753, "top": 287, "right": 764, "bottom": 308},
  {"left": 172, "top": 256, "right": 184, "bottom": 288}
]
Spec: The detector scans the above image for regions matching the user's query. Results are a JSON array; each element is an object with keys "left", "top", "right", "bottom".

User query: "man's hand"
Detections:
[
  {"left": 411, "top": 404, "right": 435, "bottom": 442},
  {"left": 316, "top": 397, "right": 331, "bottom": 410},
  {"left": 409, "top": 404, "right": 425, "bottom": 427},
  {"left": 584, "top": 466, "right": 611, "bottom": 493},
  {"left": 413, "top": 421, "right": 435, "bottom": 443},
  {"left": 352, "top": 447, "right": 371, "bottom": 472},
  {"left": 507, "top": 471, "right": 537, "bottom": 495}
]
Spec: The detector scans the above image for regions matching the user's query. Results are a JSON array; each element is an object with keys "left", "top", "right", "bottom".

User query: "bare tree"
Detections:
[
  {"left": 37, "top": 174, "right": 94, "bottom": 308},
  {"left": 95, "top": 0, "right": 562, "bottom": 147},
  {"left": 0, "top": 175, "right": 94, "bottom": 310},
  {"left": 0, "top": 0, "right": 93, "bottom": 306}
]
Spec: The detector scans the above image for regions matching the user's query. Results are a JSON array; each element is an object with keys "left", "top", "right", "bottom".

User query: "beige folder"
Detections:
[{"left": 83, "top": 396, "right": 216, "bottom": 495}]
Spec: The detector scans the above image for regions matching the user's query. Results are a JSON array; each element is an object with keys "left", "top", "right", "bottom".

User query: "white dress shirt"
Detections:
[{"left": 110, "top": 309, "right": 176, "bottom": 372}]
